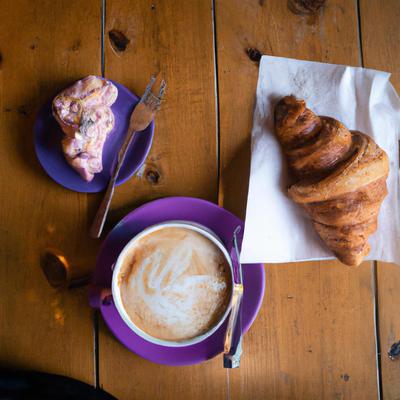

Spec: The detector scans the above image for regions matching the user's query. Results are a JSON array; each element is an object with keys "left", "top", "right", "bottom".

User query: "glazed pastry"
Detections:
[
  {"left": 52, "top": 75, "right": 118, "bottom": 182},
  {"left": 274, "top": 95, "right": 389, "bottom": 267}
]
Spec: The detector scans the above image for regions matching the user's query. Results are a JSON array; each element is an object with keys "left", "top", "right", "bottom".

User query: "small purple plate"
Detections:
[
  {"left": 90, "top": 197, "right": 265, "bottom": 366},
  {"left": 34, "top": 79, "right": 154, "bottom": 193}
]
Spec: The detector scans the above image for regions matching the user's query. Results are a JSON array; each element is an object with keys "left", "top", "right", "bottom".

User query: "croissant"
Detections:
[{"left": 274, "top": 95, "right": 389, "bottom": 267}]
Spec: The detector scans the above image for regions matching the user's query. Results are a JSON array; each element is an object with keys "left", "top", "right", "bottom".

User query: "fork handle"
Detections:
[
  {"left": 89, "top": 178, "right": 116, "bottom": 238},
  {"left": 89, "top": 130, "right": 137, "bottom": 239}
]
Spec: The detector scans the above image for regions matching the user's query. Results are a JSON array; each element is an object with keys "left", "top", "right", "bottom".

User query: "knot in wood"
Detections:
[
  {"left": 246, "top": 48, "right": 262, "bottom": 63},
  {"left": 109, "top": 30, "right": 130, "bottom": 53},
  {"left": 146, "top": 169, "right": 161, "bottom": 184},
  {"left": 388, "top": 340, "right": 400, "bottom": 360},
  {"left": 287, "top": 0, "right": 325, "bottom": 14}
]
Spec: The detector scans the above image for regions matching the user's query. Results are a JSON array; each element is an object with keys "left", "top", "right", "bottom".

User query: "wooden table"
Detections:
[{"left": 1, "top": 1, "right": 399, "bottom": 399}]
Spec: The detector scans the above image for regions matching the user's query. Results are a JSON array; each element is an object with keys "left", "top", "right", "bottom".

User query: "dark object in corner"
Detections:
[
  {"left": 0, "top": 370, "right": 117, "bottom": 400},
  {"left": 288, "top": 0, "right": 326, "bottom": 14}
]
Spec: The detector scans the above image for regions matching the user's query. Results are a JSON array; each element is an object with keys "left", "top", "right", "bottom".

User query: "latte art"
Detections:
[{"left": 118, "top": 227, "right": 232, "bottom": 341}]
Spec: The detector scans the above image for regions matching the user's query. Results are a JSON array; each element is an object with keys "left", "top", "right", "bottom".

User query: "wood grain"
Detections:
[
  {"left": 360, "top": 1, "right": 400, "bottom": 398},
  {"left": 0, "top": 0, "right": 100, "bottom": 384},
  {"left": 216, "top": 0, "right": 378, "bottom": 398},
  {"left": 99, "top": 1, "right": 222, "bottom": 399},
  {"left": 100, "top": 0, "right": 218, "bottom": 231}
]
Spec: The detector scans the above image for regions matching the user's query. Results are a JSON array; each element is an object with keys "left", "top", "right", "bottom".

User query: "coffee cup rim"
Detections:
[{"left": 111, "top": 220, "right": 234, "bottom": 348}]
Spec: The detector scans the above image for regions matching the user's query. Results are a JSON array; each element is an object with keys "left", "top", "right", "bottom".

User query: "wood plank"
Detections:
[
  {"left": 0, "top": 0, "right": 100, "bottom": 384},
  {"left": 360, "top": 0, "right": 400, "bottom": 93},
  {"left": 360, "top": 1, "right": 400, "bottom": 398},
  {"left": 101, "top": 0, "right": 218, "bottom": 229},
  {"left": 216, "top": 0, "right": 378, "bottom": 398},
  {"left": 99, "top": 1, "right": 221, "bottom": 399}
]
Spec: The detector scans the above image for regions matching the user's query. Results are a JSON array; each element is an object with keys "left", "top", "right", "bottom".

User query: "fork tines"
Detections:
[{"left": 140, "top": 75, "right": 166, "bottom": 110}]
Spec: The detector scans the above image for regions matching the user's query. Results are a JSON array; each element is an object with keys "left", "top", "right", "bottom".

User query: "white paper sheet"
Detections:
[{"left": 241, "top": 55, "right": 400, "bottom": 265}]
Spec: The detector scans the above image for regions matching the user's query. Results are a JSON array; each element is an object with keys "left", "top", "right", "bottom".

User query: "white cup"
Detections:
[{"left": 111, "top": 221, "right": 233, "bottom": 347}]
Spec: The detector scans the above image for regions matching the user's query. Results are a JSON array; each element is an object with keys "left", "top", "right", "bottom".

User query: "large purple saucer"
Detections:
[
  {"left": 90, "top": 197, "right": 265, "bottom": 366},
  {"left": 34, "top": 79, "right": 154, "bottom": 193}
]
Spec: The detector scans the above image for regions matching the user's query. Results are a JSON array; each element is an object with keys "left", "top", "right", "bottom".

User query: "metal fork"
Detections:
[
  {"left": 90, "top": 76, "right": 166, "bottom": 238},
  {"left": 223, "top": 226, "right": 244, "bottom": 368}
]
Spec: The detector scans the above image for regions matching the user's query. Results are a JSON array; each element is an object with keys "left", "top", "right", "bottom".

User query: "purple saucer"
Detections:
[
  {"left": 90, "top": 197, "right": 265, "bottom": 366},
  {"left": 34, "top": 79, "right": 154, "bottom": 193}
]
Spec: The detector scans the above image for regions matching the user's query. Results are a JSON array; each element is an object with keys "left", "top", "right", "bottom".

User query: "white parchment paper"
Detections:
[{"left": 241, "top": 55, "right": 400, "bottom": 265}]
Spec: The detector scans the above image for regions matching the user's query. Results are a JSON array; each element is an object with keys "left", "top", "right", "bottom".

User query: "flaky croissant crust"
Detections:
[{"left": 274, "top": 95, "right": 389, "bottom": 267}]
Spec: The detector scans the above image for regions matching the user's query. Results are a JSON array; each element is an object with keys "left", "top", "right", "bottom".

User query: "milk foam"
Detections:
[{"left": 118, "top": 227, "right": 231, "bottom": 341}]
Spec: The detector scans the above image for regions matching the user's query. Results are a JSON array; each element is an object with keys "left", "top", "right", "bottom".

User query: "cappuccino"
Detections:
[{"left": 117, "top": 226, "right": 232, "bottom": 342}]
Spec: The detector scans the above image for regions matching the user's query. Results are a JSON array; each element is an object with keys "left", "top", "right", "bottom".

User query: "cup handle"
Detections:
[{"left": 89, "top": 286, "right": 112, "bottom": 309}]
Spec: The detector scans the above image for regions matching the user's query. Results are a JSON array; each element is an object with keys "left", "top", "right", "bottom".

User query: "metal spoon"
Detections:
[{"left": 40, "top": 250, "right": 90, "bottom": 289}]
